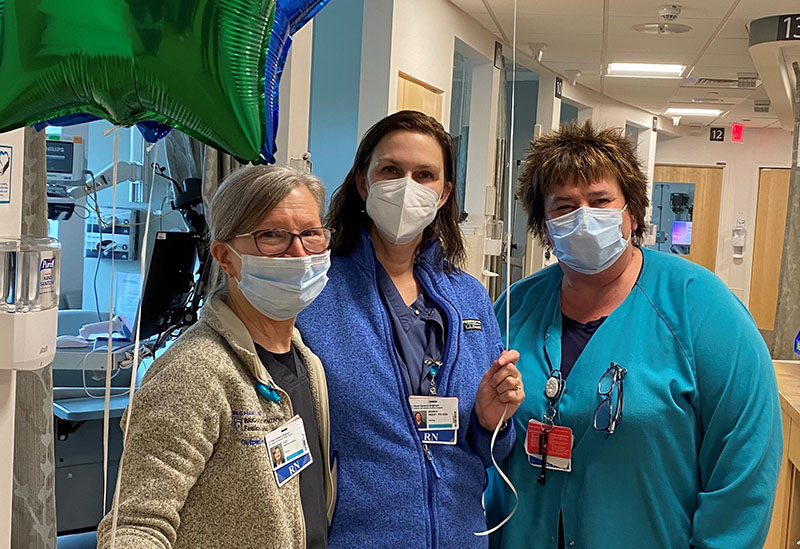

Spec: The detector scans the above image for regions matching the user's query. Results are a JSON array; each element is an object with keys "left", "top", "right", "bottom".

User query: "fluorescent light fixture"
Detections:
[
  {"left": 607, "top": 62, "right": 686, "bottom": 78},
  {"left": 664, "top": 107, "right": 722, "bottom": 116}
]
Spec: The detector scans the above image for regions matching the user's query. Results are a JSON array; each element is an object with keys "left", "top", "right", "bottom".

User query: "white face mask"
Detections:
[
  {"left": 365, "top": 176, "right": 441, "bottom": 245},
  {"left": 226, "top": 246, "right": 331, "bottom": 321},
  {"left": 545, "top": 205, "right": 631, "bottom": 275}
]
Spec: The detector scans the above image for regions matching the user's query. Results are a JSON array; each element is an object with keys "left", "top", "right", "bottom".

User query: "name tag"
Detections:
[
  {"left": 525, "top": 419, "right": 573, "bottom": 473},
  {"left": 265, "top": 415, "right": 313, "bottom": 487},
  {"left": 409, "top": 396, "right": 459, "bottom": 445}
]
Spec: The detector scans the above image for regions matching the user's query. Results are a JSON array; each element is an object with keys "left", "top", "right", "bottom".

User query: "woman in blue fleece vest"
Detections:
[{"left": 296, "top": 110, "right": 525, "bottom": 548}]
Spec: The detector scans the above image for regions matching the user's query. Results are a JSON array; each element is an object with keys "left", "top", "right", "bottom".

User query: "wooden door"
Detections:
[
  {"left": 653, "top": 165, "right": 723, "bottom": 272},
  {"left": 396, "top": 72, "right": 443, "bottom": 122},
  {"left": 749, "top": 168, "right": 791, "bottom": 331}
]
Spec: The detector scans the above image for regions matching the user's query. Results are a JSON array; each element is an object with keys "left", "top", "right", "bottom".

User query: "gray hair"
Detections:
[{"left": 209, "top": 165, "right": 326, "bottom": 243}]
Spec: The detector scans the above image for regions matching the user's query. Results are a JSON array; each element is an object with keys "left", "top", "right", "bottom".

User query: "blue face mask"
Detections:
[
  {"left": 545, "top": 205, "right": 630, "bottom": 275},
  {"left": 226, "top": 246, "right": 330, "bottom": 321}
]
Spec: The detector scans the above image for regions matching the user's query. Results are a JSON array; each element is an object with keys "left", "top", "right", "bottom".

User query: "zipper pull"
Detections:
[{"left": 424, "top": 443, "right": 441, "bottom": 479}]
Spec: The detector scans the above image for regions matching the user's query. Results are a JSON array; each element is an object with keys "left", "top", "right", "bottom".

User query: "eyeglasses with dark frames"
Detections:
[
  {"left": 233, "top": 227, "right": 334, "bottom": 256},
  {"left": 593, "top": 362, "right": 627, "bottom": 437}
]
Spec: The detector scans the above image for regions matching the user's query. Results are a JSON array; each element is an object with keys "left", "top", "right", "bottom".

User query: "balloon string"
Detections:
[
  {"left": 109, "top": 140, "right": 161, "bottom": 549},
  {"left": 101, "top": 127, "right": 119, "bottom": 517},
  {"left": 477, "top": 0, "right": 520, "bottom": 536}
]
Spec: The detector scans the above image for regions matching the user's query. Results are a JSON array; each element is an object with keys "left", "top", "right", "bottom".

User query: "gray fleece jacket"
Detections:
[{"left": 97, "top": 294, "right": 336, "bottom": 549}]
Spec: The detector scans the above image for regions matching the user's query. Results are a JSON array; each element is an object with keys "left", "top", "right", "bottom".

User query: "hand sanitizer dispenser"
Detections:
[
  {"left": 0, "top": 237, "right": 60, "bottom": 370},
  {"left": 731, "top": 219, "right": 746, "bottom": 260}
]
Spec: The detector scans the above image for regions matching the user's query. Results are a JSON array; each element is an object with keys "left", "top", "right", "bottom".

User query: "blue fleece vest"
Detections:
[{"left": 297, "top": 232, "right": 505, "bottom": 549}]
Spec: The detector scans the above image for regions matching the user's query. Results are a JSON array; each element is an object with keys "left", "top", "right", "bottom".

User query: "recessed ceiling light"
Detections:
[
  {"left": 607, "top": 63, "right": 686, "bottom": 78},
  {"left": 664, "top": 107, "right": 722, "bottom": 116}
]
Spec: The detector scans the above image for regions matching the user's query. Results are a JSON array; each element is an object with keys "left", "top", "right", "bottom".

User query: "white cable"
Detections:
[
  {"left": 109, "top": 140, "right": 161, "bottom": 549},
  {"left": 475, "top": 0, "right": 519, "bottom": 537}
]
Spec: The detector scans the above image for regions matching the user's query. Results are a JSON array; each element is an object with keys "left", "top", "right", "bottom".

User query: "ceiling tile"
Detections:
[
  {"left": 705, "top": 37, "right": 750, "bottom": 55},
  {"left": 453, "top": 0, "right": 794, "bottom": 121},
  {"left": 732, "top": 1, "right": 800, "bottom": 22},
  {"left": 607, "top": 35, "right": 708, "bottom": 55},
  {"left": 718, "top": 19, "right": 750, "bottom": 39},
  {"left": 448, "top": 0, "right": 487, "bottom": 14},
  {"left": 693, "top": 53, "right": 755, "bottom": 69},
  {"left": 486, "top": 0, "right": 602, "bottom": 17}
]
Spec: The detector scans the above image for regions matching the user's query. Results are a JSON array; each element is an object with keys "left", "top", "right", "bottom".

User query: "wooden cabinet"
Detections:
[{"left": 766, "top": 360, "right": 800, "bottom": 548}]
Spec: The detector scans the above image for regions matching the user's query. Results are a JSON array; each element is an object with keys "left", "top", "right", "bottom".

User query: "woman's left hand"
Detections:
[{"left": 475, "top": 350, "right": 524, "bottom": 432}]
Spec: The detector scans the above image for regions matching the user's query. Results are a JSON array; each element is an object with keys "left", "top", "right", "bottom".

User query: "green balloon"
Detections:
[{"left": 0, "top": 0, "right": 277, "bottom": 162}]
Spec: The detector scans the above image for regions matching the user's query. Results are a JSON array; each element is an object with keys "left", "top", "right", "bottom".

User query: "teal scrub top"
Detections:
[{"left": 487, "top": 247, "right": 782, "bottom": 549}]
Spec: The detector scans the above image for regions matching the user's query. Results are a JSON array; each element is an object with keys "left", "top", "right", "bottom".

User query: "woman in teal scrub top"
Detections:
[{"left": 487, "top": 121, "right": 782, "bottom": 549}]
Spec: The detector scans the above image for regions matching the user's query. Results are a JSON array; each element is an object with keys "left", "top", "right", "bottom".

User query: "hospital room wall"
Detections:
[
  {"left": 307, "top": 0, "right": 364, "bottom": 204},
  {"left": 655, "top": 128, "right": 793, "bottom": 306},
  {"left": 389, "top": 0, "right": 500, "bottom": 220}
]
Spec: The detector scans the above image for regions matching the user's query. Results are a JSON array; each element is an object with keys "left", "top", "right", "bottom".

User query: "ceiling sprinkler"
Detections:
[
  {"left": 529, "top": 42, "right": 547, "bottom": 63},
  {"left": 565, "top": 70, "right": 582, "bottom": 86}
]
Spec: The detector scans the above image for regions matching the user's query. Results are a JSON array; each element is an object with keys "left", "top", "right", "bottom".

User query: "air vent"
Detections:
[
  {"left": 691, "top": 76, "right": 761, "bottom": 89},
  {"left": 693, "top": 78, "right": 739, "bottom": 88},
  {"left": 754, "top": 99, "right": 771, "bottom": 113},
  {"left": 737, "top": 72, "right": 759, "bottom": 88}
]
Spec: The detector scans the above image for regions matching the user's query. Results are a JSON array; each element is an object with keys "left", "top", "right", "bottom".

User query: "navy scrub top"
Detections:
[{"left": 375, "top": 261, "right": 445, "bottom": 396}]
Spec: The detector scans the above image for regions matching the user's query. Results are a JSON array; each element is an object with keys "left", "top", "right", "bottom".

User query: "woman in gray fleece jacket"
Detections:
[{"left": 98, "top": 165, "right": 336, "bottom": 549}]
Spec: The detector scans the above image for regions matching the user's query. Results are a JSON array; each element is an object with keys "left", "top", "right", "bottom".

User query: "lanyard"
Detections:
[
  {"left": 542, "top": 345, "right": 565, "bottom": 426},
  {"left": 538, "top": 345, "right": 565, "bottom": 485}
]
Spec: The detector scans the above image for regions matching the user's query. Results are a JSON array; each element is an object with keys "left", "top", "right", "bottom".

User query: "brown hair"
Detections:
[
  {"left": 326, "top": 110, "right": 465, "bottom": 271},
  {"left": 517, "top": 121, "right": 649, "bottom": 244}
]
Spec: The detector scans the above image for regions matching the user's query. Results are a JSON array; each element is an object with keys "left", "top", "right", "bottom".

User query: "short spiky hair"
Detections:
[{"left": 517, "top": 121, "right": 649, "bottom": 245}]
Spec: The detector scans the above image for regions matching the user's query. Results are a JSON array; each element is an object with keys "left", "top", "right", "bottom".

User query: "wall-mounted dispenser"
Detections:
[
  {"left": 0, "top": 237, "right": 60, "bottom": 371},
  {"left": 482, "top": 219, "right": 503, "bottom": 279},
  {"left": 732, "top": 219, "right": 746, "bottom": 259}
]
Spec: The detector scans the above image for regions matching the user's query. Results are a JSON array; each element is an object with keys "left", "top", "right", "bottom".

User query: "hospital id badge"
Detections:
[
  {"left": 265, "top": 415, "right": 313, "bottom": 487},
  {"left": 525, "top": 419, "right": 573, "bottom": 473},
  {"left": 409, "top": 396, "right": 459, "bottom": 445}
]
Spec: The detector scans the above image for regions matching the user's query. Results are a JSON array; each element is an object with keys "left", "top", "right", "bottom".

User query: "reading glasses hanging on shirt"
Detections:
[{"left": 593, "top": 362, "right": 627, "bottom": 437}]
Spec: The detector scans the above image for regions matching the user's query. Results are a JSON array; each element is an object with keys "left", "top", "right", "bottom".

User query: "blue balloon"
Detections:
[
  {"left": 262, "top": 0, "right": 331, "bottom": 163},
  {"left": 135, "top": 121, "right": 172, "bottom": 143},
  {"left": 34, "top": 114, "right": 171, "bottom": 143}
]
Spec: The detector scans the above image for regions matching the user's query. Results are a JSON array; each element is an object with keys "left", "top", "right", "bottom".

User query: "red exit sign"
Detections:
[{"left": 731, "top": 123, "right": 744, "bottom": 143}]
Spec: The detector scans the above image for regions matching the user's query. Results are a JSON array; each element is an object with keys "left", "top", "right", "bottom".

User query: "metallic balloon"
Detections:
[
  {"left": 262, "top": 0, "right": 331, "bottom": 162},
  {"left": 0, "top": 0, "right": 328, "bottom": 163}
]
